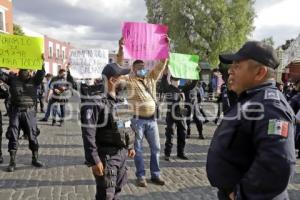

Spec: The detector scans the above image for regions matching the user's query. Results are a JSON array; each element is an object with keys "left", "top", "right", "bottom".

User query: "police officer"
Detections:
[
  {"left": 0, "top": 64, "right": 45, "bottom": 172},
  {"left": 81, "top": 63, "right": 135, "bottom": 200},
  {"left": 161, "top": 73, "right": 193, "bottom": 160},
  {"left": 289, "top": 81, "right": 300, "bottom": 158},
  {"left": 214, "top": 63, "right": 238, "bottom": 124},
  {"left": 206, "top": 41, "right": 296, "bottom": 200},
  {"left": 0, "top": 105, "right": 3, "bottom": 163},
  {"left": 184, "top": 80, "right": 205, "bottom": 139},
  {"left": 0, "top": 80, "right": 8, "bottom": 163}
]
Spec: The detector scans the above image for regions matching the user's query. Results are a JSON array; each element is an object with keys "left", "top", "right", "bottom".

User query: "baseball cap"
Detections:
[
  {"left": 219, "top": 41, "right": 280, "bottom": 69},
  {"left": 102, "top": 63, "right": 130, "bottom": 80}
]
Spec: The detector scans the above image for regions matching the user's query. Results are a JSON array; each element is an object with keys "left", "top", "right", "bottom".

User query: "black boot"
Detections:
[
  {"left": 0, "top": 152, "right": 3, "bottom": 164},
  {"left": 186, "top": 128, "right": 191, "bottom": 139},
  {"left": 32, "top": 151, "right": 44, "bottom": 168},
  {"left": 7, "top": 151, "right": 16, "bottom": 172},
  {"left": 0, "top": 138, "right": 3, "bottom": 164},
  {"left": 196, "top": 124, "right": 204, "bottom": 140}
]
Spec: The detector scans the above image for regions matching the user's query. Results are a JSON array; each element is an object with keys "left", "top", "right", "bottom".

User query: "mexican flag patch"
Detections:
[{"left": 267, "top": 119, "right": 289, "bottom": 137}]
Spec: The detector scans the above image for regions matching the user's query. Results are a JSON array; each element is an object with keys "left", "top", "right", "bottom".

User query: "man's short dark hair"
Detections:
[
  {"left": 59, "top": 69, "right": 66, "bottom": 74},
  {"left": 133, "top": 60, "right": 144, "bottom": 66}
]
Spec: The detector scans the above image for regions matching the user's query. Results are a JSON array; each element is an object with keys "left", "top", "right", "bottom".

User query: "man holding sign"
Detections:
[
  {"left": 118, "top": 35, "right": 169, "bottom": 187},
  {"left": 0, "top": 56, "right": 45, "bottom": 172}
]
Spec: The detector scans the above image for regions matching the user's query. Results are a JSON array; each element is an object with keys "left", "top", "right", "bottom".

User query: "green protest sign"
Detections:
[
  {"left": 0, "top": 34, "right": 44, "bottom": 70},
  {"left": 169, "top": 53, "right": 200, "bottom": 80}
]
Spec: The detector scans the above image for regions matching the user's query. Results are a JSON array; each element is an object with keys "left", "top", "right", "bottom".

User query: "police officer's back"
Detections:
[
  {"left": 81, "top": 63, "right": 135, "bottom": 200},
  {"left": 207, "top": 41, "right": 296, "bottom": 200}
]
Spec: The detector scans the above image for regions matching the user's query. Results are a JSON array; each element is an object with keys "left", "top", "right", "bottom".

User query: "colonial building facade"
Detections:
[
  {"left": 0, "top": 0, "right": 13, "bottom": 34},
  {"left": 280, "top": 34, "right": 300, "bottom": 82}
]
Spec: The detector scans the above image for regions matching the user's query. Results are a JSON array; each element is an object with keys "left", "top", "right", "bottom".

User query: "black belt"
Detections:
[
  {"left": 133, "top": 115, "right": 155, "bottom": 120},
  {"left": 98, "top": 146, "right": 123, "bottom": 155},
  {"left": 13, "top": 106, "right": 35, "bottom": 112}
]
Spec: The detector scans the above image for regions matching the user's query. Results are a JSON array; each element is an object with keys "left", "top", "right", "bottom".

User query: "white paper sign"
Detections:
[{"left": 70, "top": 49, "right": 109, "bottom": 79}]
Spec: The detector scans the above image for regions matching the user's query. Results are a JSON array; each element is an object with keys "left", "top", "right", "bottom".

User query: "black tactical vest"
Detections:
[
  {"left": 96, "top": 98, "right": 134, "bottom": 149},
  {"left": 9, "top": 77, "right": 37, "bottom": 108}
]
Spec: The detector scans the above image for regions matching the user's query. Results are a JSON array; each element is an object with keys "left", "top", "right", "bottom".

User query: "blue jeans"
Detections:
[
  {"left": 131, "top": 118, "right": 161, "bottom": 179},
  {"left": 44, "top": 98, "right": 61, "bottom": 120}
]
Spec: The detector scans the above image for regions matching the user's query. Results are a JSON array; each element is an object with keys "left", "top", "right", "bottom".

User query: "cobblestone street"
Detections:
[{"left": 0, "top": 101, "right": 299, "bottom": 200}]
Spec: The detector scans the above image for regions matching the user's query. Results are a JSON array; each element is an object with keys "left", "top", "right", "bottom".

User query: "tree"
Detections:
[
  {"left": 13, "top": 24, "right": 25, "bottom": 36},
  {"left": 145, "top": 0, "right": 255, "bottom": 66},
  {"left": 261, "top": 37, "right": 275, "bottom": 47}
]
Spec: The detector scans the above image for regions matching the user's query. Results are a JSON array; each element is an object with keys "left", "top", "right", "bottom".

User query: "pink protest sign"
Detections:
[{"left": 122, "top": 22, "right": 169, "bottom": 61}]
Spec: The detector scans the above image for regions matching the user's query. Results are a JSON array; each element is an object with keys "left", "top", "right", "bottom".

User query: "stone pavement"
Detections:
[{"left": 0, "top": 101, "right": 299, "bottom": 200}]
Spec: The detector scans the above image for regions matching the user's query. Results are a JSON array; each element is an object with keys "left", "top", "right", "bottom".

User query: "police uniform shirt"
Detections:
[
  {"left": 81, "top": 94, "right": 131, "bottom": 166},
  {"left": 207, "top": 81, "right": 296, "bottom": 199}
]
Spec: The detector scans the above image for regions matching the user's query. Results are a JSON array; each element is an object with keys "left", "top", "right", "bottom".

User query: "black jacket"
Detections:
[
  {"left": 81, "top": 95, "right": 134, "bottom": 165},
  {"left": 49, "top": 72, "right": 74, "bottom": 102},
  {"left": 161, "top": 75, "right": 196, "bottom": 117},
  {"left": 207, "top": 81, "right": 296, "bottom": 200},
  {"left": 0, "top": 67, "right": 45, "bottom": 108}
]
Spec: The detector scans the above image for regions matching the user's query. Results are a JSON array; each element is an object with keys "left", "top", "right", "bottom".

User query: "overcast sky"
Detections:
[{"left": 13, "top": 0, "right": 300, "bottom": 50}]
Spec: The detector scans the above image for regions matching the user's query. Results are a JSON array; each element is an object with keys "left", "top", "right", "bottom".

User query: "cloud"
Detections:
[
  {"left": 13, "top": 0, "right": 147, "bottom": 50},
  {"left": 252, "top": 25, "right": 300, "bottom": 47},
  {"left": 13, "top": 0, "right": 300, "bottom": 50},
  {"left": 252, "top": 0, "right": 300, "bottom": 46},
  {"left": 254, "top": 0, "right": 284, "bottom": 12}
]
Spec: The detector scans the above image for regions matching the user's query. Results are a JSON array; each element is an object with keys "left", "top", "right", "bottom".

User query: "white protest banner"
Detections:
[{"left": 70, "top": 49, "right": 109, "bottom": 79}]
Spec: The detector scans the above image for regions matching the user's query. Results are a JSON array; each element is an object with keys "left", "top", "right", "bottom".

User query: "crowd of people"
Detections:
[{"left": 0, "top": 38, "right": 299, "bottom": 200}]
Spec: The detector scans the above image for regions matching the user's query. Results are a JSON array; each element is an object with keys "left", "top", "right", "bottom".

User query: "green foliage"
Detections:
[
  {"left": 13, "top": 24, "right": 25, "bottom": 36},
  {"left": 261, "top": 37, "right": 275, "bottom": 47},
  {"left": 145, "top": 0, "right": 255, "bottom": 66}
]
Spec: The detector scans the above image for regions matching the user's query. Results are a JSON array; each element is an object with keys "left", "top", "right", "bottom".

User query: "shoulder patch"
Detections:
[
  {"left": 267, "top": 119, "right": 289, "bottom": 137},
  {"left": 264, "top": 90, "right": 280, "bottom": 100},
  {"left": 86, "top": 109, "right": 93, "bottom": 120}
]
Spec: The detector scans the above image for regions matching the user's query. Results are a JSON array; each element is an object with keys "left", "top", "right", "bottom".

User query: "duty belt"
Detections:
[{"left": 14, "top": 106, "right": 35, "bottom": 112}]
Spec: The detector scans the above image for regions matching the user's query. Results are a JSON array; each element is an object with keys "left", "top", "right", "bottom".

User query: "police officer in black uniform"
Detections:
[
  {"left": 289, "top": 81, "right": 300, "bottom": 158},
  {"left": 0, "top": 103, "right": 3, "bottom": 164},
  {"left": 81, "top": 63, "right": 135, "bottom": 200},
  {"left": 184, "top": 80, "right": 205, "bottom": 139},
  {"left": 214, "top": 63, "right": 238, "bottom": 124},
  {"left": 207, "top": 41, "right": 296, "bottom": 200},
  {"left": 0, "top": 64, "right": 45, "bottom": 172},
  {"left": 161, "top": 73, "right": 196, "bottom": 160},
  {"left": 0, "top": 80, "right": 8, "bottom": 163}
]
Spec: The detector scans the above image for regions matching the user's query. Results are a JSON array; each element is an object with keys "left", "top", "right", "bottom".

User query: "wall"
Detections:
[{"left": 0, "top": 0, "right": 13, "bottom": 33}]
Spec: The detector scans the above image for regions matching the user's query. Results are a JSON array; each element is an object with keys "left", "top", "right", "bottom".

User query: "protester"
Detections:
[
  {"left": 207, "top": 41, "right": 296, "bottom": 199},
  {"left": 117, "top": 37, "right": 169, "bottom": 187},
  {"left": 41, "top": 68, "right": 73, "bottom": 126},
  {"left": 81, "top": 63, "right": 135, "bottom": 200},
  {"left": 0, "top": 62, "right": 46, "bottom": 172}
]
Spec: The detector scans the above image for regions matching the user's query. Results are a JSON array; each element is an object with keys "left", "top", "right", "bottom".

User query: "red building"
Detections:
[
  {"left": 0, "top": 0, "right": 13, "bottom": 33},
  {"left": 44, "top": 36, "right": 72, "bottom": 75},
  {"left": 283, "top": 60, "right": 300, "bottom": 82}
]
